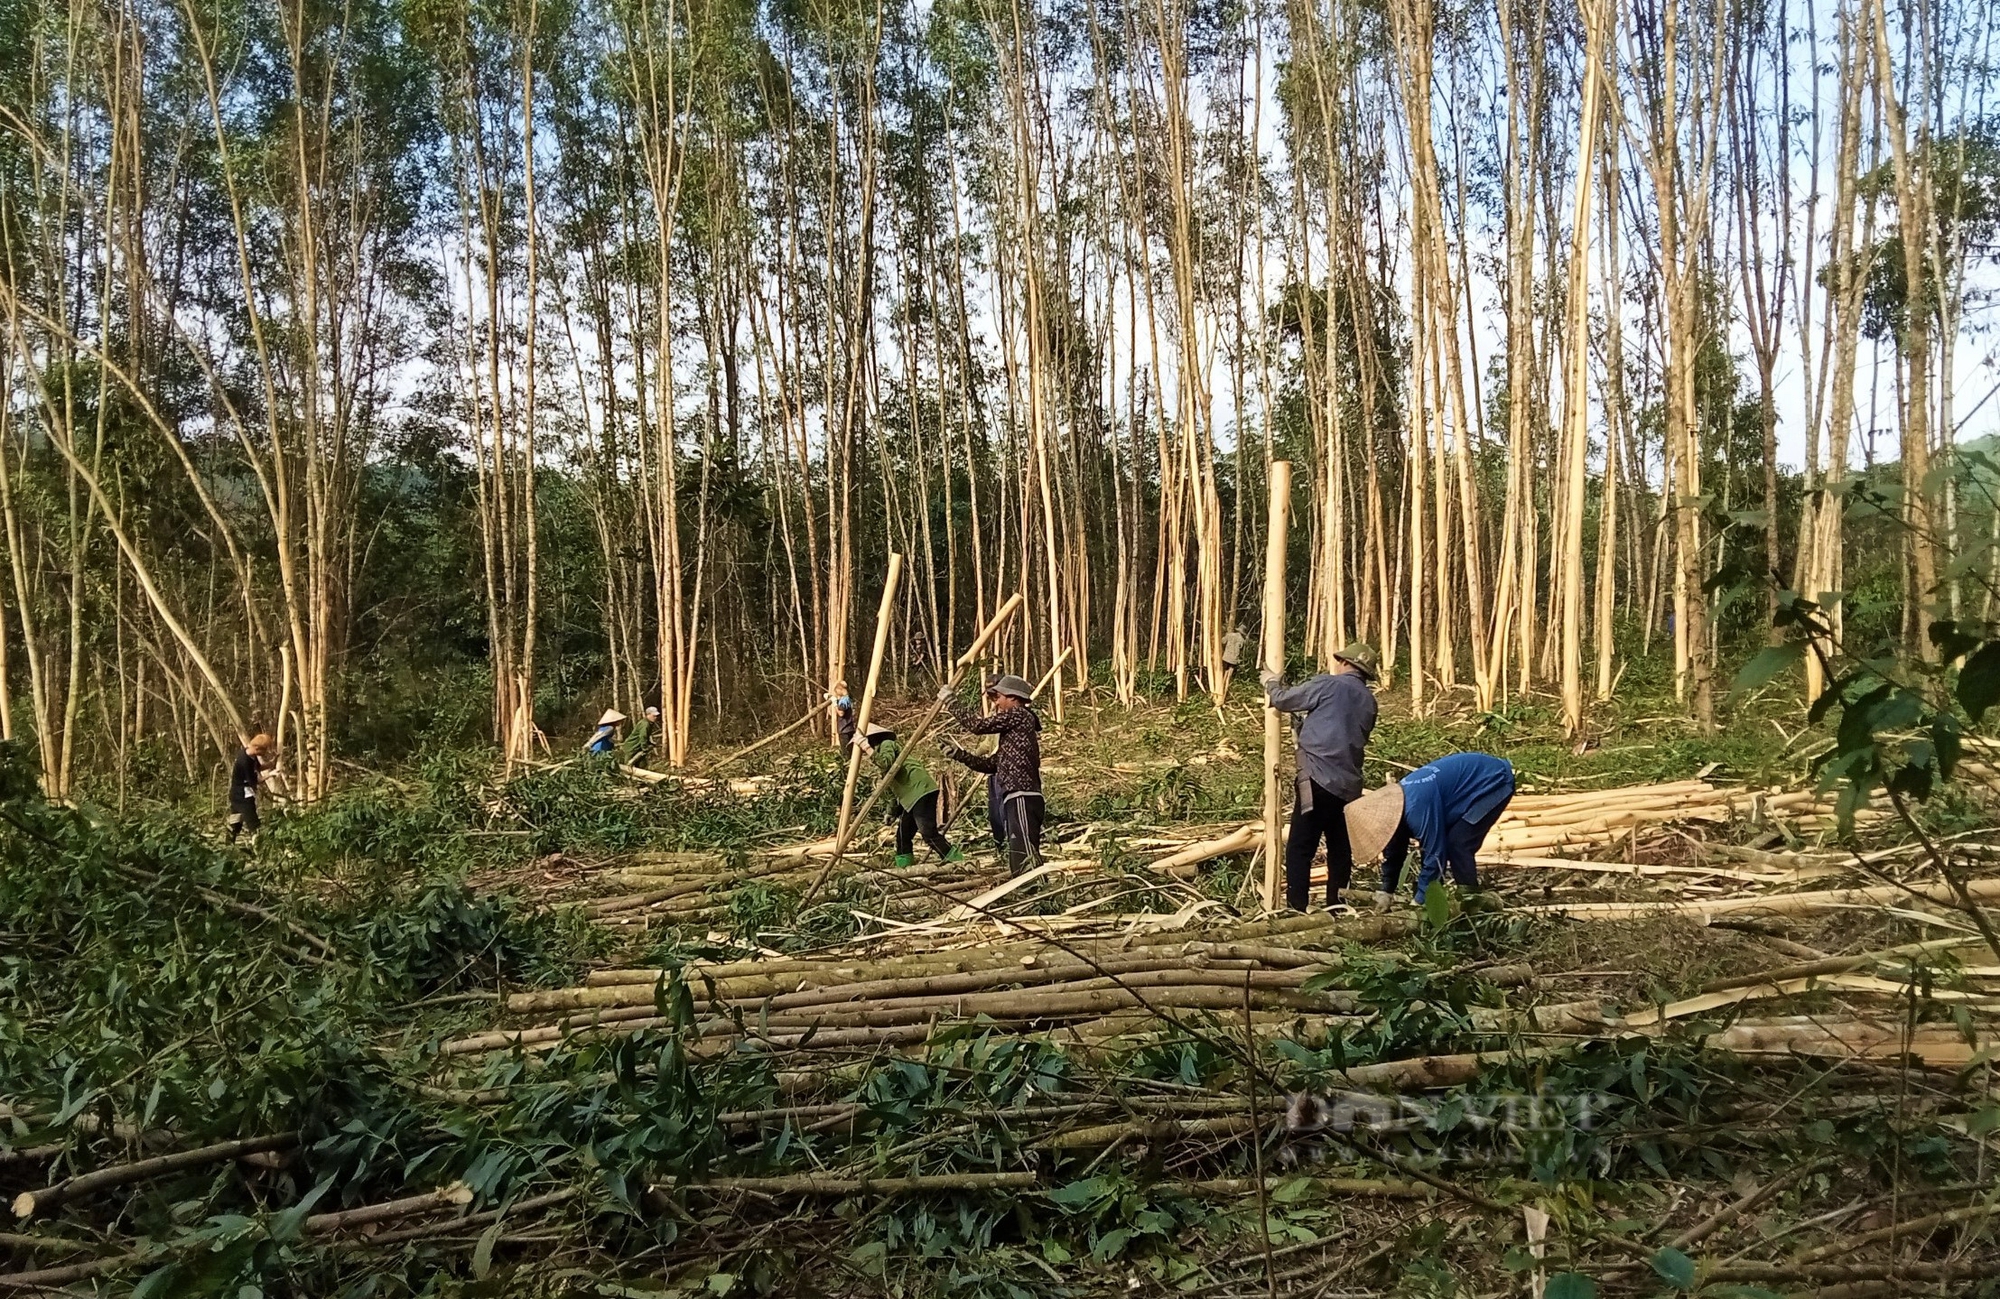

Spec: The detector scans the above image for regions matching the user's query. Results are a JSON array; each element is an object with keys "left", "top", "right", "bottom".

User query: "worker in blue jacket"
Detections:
[{"left": 1346, "top": 752, "right": 1515, "bottom": 904}]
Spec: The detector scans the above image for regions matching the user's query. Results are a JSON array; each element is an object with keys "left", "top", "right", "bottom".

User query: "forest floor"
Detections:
[{"left": 6, "top": 675, "right": 2000, "bottom": 1297}]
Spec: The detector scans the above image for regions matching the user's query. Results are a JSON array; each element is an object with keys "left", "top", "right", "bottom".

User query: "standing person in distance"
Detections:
[
  {"left": 1261, "top": 643, "right": 1380, "bottom": 911},
  {"left": 624, "top": 705, "right": 661, "bottom": 766},
  {"left": 1347, "top": 751, "right": 1516, "bottom": 905},
  {"left": 837, "top": 698, "right": 963, "bottom": 867},
  {"left": 1220, "top": 625, "right": 1249, "bottom": 695},
  {"left": 228, "top": 733, "right": 274, "bottom": 844},
  {"left": 938, "top": 674, "right": 1044, "bottom": 876}
]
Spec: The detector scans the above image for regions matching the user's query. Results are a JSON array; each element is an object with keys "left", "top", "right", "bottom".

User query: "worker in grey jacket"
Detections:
[{"left": 1262, "top": 643, "right": 1380, "bottom": 910}]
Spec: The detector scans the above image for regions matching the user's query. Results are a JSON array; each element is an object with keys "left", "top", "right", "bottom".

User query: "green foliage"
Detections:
[
  {"left": 0, "top": 737, "right": 615, "bottom": 1278},
  {"left": 1650, "top": 1245, "right": 1696, "bottom": 1289},
  {"left": 1282, "top": 948, "right": 1499, "bottom": 1074},
  {"left": 1045, "top": 1173, "right": 1207, "bottom": 1265},
  {"left": 350, "top": 878, "right": 599, "bottom": 993}
]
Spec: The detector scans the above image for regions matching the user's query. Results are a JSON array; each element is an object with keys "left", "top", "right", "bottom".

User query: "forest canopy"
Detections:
[{"left": 0, "top": 0, "right": 1994, "bottom": 799}]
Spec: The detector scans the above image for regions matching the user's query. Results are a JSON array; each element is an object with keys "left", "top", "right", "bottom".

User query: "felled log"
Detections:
[
  {"left": 0, "top": 1231, "right": 97, "bottom": 1257},
  {"left": 1052, "top": 1010, "right": 1354, "bottom": 1051},
  {"left": 587, "top": 857, "right": 823, "bottom": 915},
  {"left": 302, "top": 1183, "right": 475, "bottom": 1235},
  {"left": 1697, "top": 935, "right": 1983, "bottom": 994},
  {"left": 1703, "top": 1261, "right": 1976, "bottom": 1285},
  {"left": 1154, "top": 824, "right": 1262, "bottom": 879},
  {"left": 1792, "top": 1201, "right": 1999, "bottom": 1265},
  {"left": 353, "top": 1186, "right": 582, "bottom": 1248},
  {"left": 0, "top": 1183, "right": 476, "bottom": 1290},
  {"left": 700, "top": 703, "right": 827, "bottom": 773},
  {"left": 0, "top": 1247, "right": 145, "bottom": 1289},
  {"left": 553, "top": 908, "right": 1411, "bottom": 1007},
  {"left": 1038, "top": 1116, "right": 1259, "bottom": 1148},
  {"left": 1520, "top": 876, "right": 2000, "bottom": 921},
  {"left": 1467, "top": 1000, "right": 1617, "bottom": 1034},
  {"left": 1702, "top": 1017, "right": 1994, "bottom": 1069},
  {"left": 1629, "top": 972, "right": 2000, "bottom": 1028},
  {"left": 661, "top": 1172, "right": 1036, "bottom": 1196},
  {"left": 1175, "top": 1177, "right": 1429, "bottom": 1199},
  {"left": 446, "top": 977, "right": 1365, "bottom": 1056},
  {"left": 13, "top": 1132, "right": 300, "bottom": 1219}
]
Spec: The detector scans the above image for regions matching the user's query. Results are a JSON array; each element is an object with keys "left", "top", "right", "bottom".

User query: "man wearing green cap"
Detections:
[{"left": 1261, "top": 643, "right": 1380, "bottom": 911}]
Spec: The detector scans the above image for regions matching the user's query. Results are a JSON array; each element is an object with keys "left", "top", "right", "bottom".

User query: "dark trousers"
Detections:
[
  {"left": 1382, "top": 800, "right": 1509, "bottom": 899},
  {"left": 999, "top": 790, "right": 1044, "bottom": 876},
  {"left": 896, "top": 791, "right": 953, "bottom": 860},
  {"left": 987, "top": 772, "right": 1005, "bottom": 847},
  {"left": 227, "top": 801, "right": 260, "bottom": 842},
  {"left": 1285, "top": 780, "right": 1354, "bottom": 911}
]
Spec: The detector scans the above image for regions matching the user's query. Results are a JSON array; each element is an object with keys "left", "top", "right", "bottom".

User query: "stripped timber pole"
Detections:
[
  {"left": 1261, "top": 461, "right": 1292, "bottom": 912},
  {"left": 800, "top": 592, "right": 1026, "bottom": 905},
  {"left": 832, "top": 554, "right": 904, "bottom": 875},
  {"left": 1031, "top": 646, "right": 1075, "bottom": 700},
  {"left": 702, "top": 702, "right": 827, "bottom": 773}
]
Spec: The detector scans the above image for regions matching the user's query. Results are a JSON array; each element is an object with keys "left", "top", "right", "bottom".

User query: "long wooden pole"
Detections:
[
  {"left": 832, "top": 554, "right": 904, "bottom": 869},
  {"left": 1261, "top": 461, "right": 1291, "bottom": 911},
  {"left": 800, "top": 592, "right": 1026, "bottom": 904},
  {"left": 1031, "top": 646, "right": 1075, "bottom": 700},
  {"left": 702, "top": 702, "right": 828, "bottom": 773}
]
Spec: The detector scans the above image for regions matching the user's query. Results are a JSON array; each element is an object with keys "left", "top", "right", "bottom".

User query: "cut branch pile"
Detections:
[{"left": 14, "top": 765, "right": 1998, "bottom": 1297}]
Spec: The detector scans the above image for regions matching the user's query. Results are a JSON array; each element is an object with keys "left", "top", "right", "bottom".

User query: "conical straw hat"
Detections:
[
  {"left": 598, "top": 709, "right": 628, "bottom": 726},
  {"left": 1344, "top": 782, "right": 1406, "bottom": 865}
]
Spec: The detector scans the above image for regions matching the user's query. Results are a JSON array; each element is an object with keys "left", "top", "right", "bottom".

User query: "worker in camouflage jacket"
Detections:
[{"left": 938, "top": 674, "right": 1043, "bottom": 876}]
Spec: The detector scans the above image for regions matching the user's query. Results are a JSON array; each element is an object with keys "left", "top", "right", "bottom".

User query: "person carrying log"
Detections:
[
  {"left": 938, "top": 674, "right": 1043, "bottom": 876},
  {"left": 1260, "top": 643, "right": 1379, "bottom": 911},
  {"left": 1346, "top": 751, "right": 1516, "bottom": 905},
  {"left": 227, "top": 733, "right": 274, "bottom": 844},
  {"left": 838, "top": 698, "right": 963, "bottom": 868}
]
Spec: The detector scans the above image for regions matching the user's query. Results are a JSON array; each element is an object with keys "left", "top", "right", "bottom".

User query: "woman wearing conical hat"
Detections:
[
  {"left": 584, "top": 709, "right": 626, "bottom": 756},
  {"left": 1346, "top": 752, "right": 1516, "bottom": 905}
]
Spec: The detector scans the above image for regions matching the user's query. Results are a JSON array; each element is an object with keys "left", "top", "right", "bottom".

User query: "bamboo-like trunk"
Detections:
[
  {"left": 1557, "top": 0, "right": 1607, "bottom": 735},
  {"left": 831, "top": 554, "right": 904, "bottom": 863},
  {"left": 1260, "top": 462, "right": 1291, "bottom": 912}
]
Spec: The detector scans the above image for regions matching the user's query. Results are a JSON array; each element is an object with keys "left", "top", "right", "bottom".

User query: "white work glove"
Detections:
[
  {"left": 937, "top": 685, "right": 955, "bottom": 704},
  {"left": 1260, "top": 670, "right": 1282, "bottom": 689}
]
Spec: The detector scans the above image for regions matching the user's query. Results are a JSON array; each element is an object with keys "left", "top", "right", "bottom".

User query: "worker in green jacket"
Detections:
[{"left": 838, "top": 699, "right": 962, "bottom": 867}]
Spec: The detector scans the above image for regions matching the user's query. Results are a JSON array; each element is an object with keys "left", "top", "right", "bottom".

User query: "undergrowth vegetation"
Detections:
[{"left": 6, "top": 681, "right": 2000, "bottom": 1296}]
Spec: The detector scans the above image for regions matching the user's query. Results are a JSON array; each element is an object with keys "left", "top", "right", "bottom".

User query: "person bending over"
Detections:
[
  {"left": 1261, "top": 643, "right": 1380, "bottom": 911},
  {"left": 1347, "top": 751, "right": 1516, "bottom": 905},
  {"left": 938, "top": 674, "right": 1043, "bottom": 876},
  {"left": 586, "top": 709, "right": 626, "bottom": 756},
  {"left": 838, "top": 699, "right": 962, "bottom": 867}
]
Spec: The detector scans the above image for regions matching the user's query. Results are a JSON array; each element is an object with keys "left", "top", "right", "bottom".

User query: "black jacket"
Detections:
[
  {"left": 944, "top": 702, "right": 1042, "bottom": 794},
  {"left": 230, "top": 750, "right": 261, "bottom": 811}
]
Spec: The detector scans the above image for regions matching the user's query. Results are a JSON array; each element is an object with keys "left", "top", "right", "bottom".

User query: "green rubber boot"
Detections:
[
  {"left": 893, "top": 854, "right": 916, "bottom": 869},
  {"left": 943, "top": 847, "right": 966, "bottom": 863}
]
